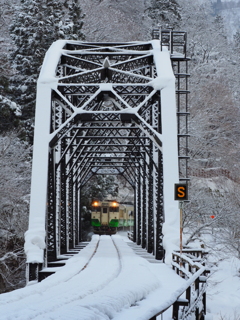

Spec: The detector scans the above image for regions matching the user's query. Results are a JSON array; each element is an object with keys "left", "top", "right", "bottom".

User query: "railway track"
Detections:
[
  {"left": 2, "top": 234, "right": 206, "bottom": 320},
  {"left": 0, "top": 235, "right": 123, "bottom": 320}
]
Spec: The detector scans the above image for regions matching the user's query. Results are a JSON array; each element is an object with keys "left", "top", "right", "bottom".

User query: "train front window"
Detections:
[
  {"left": 110, "top": 206, "right": 119, "bottom": 212},
  {"left": 103, "top": 207, "right": 108, "bottom": 214},
  {"left": 92, "top": 206, "right": 100, "bottom": 212}
]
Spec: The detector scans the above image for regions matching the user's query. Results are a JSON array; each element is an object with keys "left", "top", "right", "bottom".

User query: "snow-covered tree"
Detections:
[
  {"left": 184, "top": 176, "right": 240, "bottom": 258},
  {"left": 146, "top": 0, "right": 181, "bottom": 28},
  {"left": 80, "top": 0, "right": 150, "bottom": 42},
  {"left": 233, "top": 30, "right": 240, "bottom": 50},
  {"left": 179, "top": 0, "right": 228, "bottom": 63},
  {"left": 0, "top": 131, "right": 31, "bottom": 292},
  {"left": 189, "top": 77, "right": 240, "bottom": 173},
  {"left": 0, "top": 95, "right": 22, "bottom": 133},
  {"left": 81, "top": 175, "right": 118, "bottom": 208},
  {"left": 176, "top": 0, "right": 240, "bottom": 260},
  {"left": 9, "top": 0, "right": 84, "bottom": 120},
  {"left": 178, "top": 0, "right": 240, "bottom": 174}
]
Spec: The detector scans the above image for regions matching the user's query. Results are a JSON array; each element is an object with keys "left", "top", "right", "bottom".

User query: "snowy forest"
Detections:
[{"left": 0, "top": 0, "right": 240, "bottom": 317}]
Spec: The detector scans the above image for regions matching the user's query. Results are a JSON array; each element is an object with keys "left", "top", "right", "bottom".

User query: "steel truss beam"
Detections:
[{"left": 25, "top": 30, "right": 189, "bottom": 281}]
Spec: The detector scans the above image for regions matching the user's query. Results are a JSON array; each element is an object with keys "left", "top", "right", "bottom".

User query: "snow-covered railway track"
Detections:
[
  {"left": 0, "top": 235, "right": 169, "bottom": 320},
  {"left": 0, "top": 235, "right": 124, "bottom": 320}
]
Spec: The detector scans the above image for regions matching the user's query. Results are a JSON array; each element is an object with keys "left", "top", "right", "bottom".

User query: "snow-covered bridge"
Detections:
[
  {"left": 3, "top": 29, "right": 209, "bottom": 319},
  {"left": 25, "top": 29, "right": 190, "bottom": 271},
  {"left": 0, "top": 235, "right": 208, "bottom": 319}
]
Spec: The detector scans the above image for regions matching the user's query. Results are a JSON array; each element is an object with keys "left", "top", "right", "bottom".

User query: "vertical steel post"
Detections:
[
  {"left": 47, "top": 149, "right": 57, "bottom": 262},
  {"left": 137, "top": 169, "right": 142, "bottom": 245},
  {"left": 60, "top": 137, "right": 67, "bottom": 254},
  {"left": 142, "top": 163, "right": 147, "bottom": 249},
  {"left": 74, "top": 182, "right": 79, "bottom": 245},
  {"left": 133, "top": 186, "right": 137, "bottom": 243}
]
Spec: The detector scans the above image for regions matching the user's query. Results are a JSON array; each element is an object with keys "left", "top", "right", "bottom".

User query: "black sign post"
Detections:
[{"left": 174, "top": 184, "right": 188, "bottom": 264}]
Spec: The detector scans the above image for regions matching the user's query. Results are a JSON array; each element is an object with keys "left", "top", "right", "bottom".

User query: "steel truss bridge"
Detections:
[
  {"left": 25, "top": 30, "right": 191, "bottom": 278},
  {"left": 13, "top": 29, "right": 211, "bottom": 320}
]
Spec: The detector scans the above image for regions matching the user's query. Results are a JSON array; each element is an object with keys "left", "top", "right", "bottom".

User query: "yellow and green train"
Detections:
[{"left": 91, "top": 200, "right": 134, "bottom": 234}]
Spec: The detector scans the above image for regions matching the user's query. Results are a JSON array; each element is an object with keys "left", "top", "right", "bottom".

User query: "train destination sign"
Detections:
[{"left": 174, "top": 184, "right": 188, "bottom": 201}]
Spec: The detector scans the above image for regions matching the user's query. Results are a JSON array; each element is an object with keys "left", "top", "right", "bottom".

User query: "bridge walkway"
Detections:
[{"left": 0, "top": 235, "right": 186, "bottom": 320}]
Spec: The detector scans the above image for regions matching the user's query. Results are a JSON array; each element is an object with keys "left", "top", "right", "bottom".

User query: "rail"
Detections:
[
  {"left": 127, "top": 236, "right": 210, "bottom": 320},
  {"left": 171, "top": 250, "right": 210, "bottom": 320}
]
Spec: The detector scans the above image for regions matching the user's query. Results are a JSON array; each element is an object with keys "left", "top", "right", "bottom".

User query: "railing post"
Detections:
[
  {"left": 186, "top": 286, "right": 191, "bottom": 303},
  {"left": 203, "top": 291, "right": 207, "bottom": 315},
  {"left": 172, "top": 302, "right": 179, "bottom": 320}
]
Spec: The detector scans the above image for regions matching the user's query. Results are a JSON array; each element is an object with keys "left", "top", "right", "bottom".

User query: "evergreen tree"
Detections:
[
  {"left": 146, "top": 0, "right": 181, "bottom": 29},
  {"left": 81, "top": 175, "right": 118, "bottom": 208},
  {"left": 9, "top": 0, "right": 84, "bottom": 121},
  {"left": 68, "top": 0, "right": 84, "bottom": 39},
  {"left": 0, "top": 95, "right": 21, "bottom": 133}
]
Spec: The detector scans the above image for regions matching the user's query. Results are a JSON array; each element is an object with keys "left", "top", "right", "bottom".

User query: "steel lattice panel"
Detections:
[{"left": 51, "top": 40, "right": 163, "bottom": 260}]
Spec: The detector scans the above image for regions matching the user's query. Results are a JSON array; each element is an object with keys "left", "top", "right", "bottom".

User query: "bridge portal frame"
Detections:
[{"left": 25, "top": 30, "right": 189, "bottom": 281}]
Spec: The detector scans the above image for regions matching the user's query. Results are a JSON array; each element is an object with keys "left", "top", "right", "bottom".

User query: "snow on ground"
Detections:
[
  {"left": 207, "top": 257, "right": 240, "bottom": 320},
  {"left": 0, "top": 234, "right": 185, "bottom": 320},
  {"left": 184, "top": 232, "right": 240, "bottom": 320},
  {"left": 1, "top": 232, "right": 239, "bottom": 319},
  {"left": 204, "top": 237, "right": 240, "bottom": 320}
]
